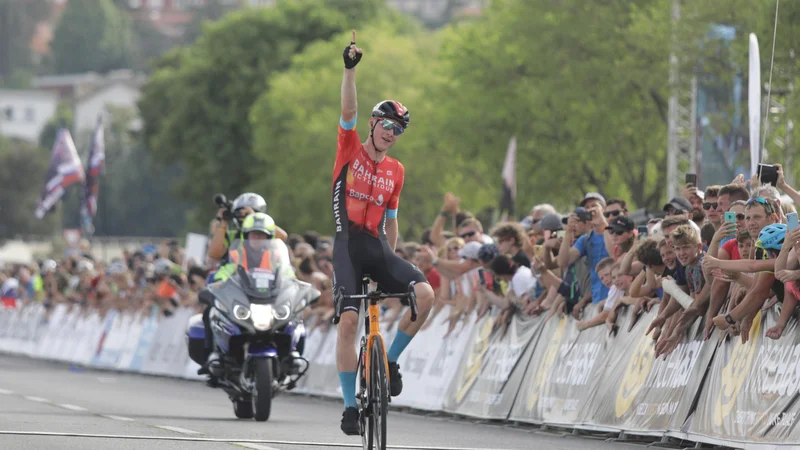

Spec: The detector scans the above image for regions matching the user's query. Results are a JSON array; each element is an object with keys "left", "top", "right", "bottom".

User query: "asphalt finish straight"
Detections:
[{"left": 0, "top": 355, "right": 652, "bottom": 450}]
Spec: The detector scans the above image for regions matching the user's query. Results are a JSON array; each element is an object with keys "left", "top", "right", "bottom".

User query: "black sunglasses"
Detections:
[
  {"left": 703, "top": 202, "right": 718, "bottom": 211},
  {"left": 603, "top": 210, "right": 623, "bottom": 218},
  {"left": 459, "top": 231, "right": 477, "bottom": 239},
  {"left": 735, "top": 213, "right": 745, "bottom": 221},
  {"left": 611, "top": 229, "right": 627, "bottom": 236}
]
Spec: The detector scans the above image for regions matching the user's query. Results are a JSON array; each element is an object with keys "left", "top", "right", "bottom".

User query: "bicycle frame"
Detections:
[{"left": 361, "top": 277, "right": 388, "bottom": 387}]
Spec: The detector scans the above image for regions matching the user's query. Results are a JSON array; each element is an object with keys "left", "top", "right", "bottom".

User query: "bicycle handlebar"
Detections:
[{"left": 332, "top": 282, "right": 418, "bottom": 325}]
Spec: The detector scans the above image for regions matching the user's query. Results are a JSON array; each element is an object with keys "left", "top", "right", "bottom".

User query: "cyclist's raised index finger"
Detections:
[{"left": 351, "top": 30, "right": 356, "bottom": 44}]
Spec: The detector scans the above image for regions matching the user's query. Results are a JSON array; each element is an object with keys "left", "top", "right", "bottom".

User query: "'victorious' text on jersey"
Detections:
[{"left": 332, "top": 119, "right": 405, "bottom": 238}]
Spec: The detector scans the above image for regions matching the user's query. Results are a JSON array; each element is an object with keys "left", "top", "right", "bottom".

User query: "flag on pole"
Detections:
[
  {"left": 81, "top": 117, "right": 105, "bottom": 224},
  {"left": 749, "top": 33, "right": 761, "bottom": 175},
  {"left": 34, "top": 128, "right": 85, "bottom": 220},
  {"left": 498, "top": 136, "right": 517, "bottom": 222}
]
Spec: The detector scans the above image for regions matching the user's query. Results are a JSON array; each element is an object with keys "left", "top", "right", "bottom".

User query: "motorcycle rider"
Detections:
[
  {"left": 198, "top": 212, "right": 295, "bottom": 381},
  {"left": 207, "top": 193, "right": 289, "bottom": 265}
]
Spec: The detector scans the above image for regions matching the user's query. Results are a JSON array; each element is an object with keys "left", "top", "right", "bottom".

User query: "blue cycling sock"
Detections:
[
  {"left": 387, "top": 330, "right": 413, "bottom": 363},
  {"left": 339, "top": 371, "right": 358, "bottom": 409}
]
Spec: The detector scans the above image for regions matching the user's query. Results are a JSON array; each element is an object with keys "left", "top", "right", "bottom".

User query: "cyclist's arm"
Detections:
[
  {"left": 386, "top": 218, "right": 399, "bottom": 251},
  {"left": 341, "top": 66, "right": 357, "bottom": 124},
  {"left": 386, "top": 163, "right": 405, "bottom": 251}
]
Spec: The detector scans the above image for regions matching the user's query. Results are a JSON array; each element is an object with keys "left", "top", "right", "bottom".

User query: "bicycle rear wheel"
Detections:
[{"left": 370, "top": 338, "right": 388, "bottom": 450}]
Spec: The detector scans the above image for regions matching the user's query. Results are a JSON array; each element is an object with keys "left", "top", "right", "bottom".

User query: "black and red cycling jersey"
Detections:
[{"left": 331, "top": 116, "right": 405, "bottom": 238}]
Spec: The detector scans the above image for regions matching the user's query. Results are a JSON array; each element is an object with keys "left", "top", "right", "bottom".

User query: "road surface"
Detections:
[{"left": 0, "top": 355, "right": 651, "bottom": 450}]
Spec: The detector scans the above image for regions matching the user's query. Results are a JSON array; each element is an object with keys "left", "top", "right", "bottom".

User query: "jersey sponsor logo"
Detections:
[
  {"left": 333, "top": 180, "right": 343, "bottom": 232},
  {"left": 349, "top": 189, "right": 385, "bottom": 207},
  {"left": 351, "top": 158, "right": 396, "bottom": 191}
]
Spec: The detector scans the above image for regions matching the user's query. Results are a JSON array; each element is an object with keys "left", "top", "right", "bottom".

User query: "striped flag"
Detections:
[
  {"left": 35, "top": 128, "right": 85, "bottom": 220},
  {"left": 81, "top": 117, "right": 105, "bottom": 232},
  {"left": 498, "top": 136, "right": 517, "bottom": 221}
]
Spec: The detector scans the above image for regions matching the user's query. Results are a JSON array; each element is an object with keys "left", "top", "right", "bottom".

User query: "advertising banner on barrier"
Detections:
[
  {"left": 393, "top": 307, "right": 478, "bottom": 411},
  {"left": 443, "top": 311, "right": 543, "bottom": 419},
  {"left": 688, "top": 305, "right": 800, "bottom": 444},
  {"left": 508, "top": 308, "right": 608, "bottom": 425},
  {"left": 579, "top": 309, "right": 715, "bottom": 435}
]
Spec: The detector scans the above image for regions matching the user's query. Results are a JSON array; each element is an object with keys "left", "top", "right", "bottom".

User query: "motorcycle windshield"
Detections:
[{"left": 226, "top": 238, "right": 296, "bottom": 303}]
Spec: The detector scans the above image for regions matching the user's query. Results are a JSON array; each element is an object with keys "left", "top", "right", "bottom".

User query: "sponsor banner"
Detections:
[
  {"left": 443, "top": 311, "right": 544, "bottom": 419},
  {"left": 297, "top": 324, "right": 341, "bottom": 396},
  {"left": 580, "top": 309, "right": 716, "bottom": 435},
  {"left": 394, "top": 307, "right": 478, "bottom": 411},
  {"left": 689, "top": 305, "right": 800, "bottom": 443},
  {"left": 141, "top": 308, "right": 193, "bottom": 377},
  {"left": 509, "top": 308, "right": 609, "bottom": 425}
]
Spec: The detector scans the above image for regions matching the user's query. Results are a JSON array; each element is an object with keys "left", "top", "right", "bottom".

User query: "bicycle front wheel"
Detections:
[{"left": 370, "top": 338, "right": 388, "bottom": 450}]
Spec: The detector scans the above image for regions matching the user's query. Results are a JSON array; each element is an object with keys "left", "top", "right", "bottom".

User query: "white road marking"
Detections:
[
  {"left": 0, "top": 430, "right": 506, "bottom": 450},
  {"left": 96, "top": 377, "right": 117, "bottom": 384},
  {"left": 234, "top": 443, "right": 282, "bottom": 450},
  {"left": 58, "top": 404, "right": 88, "bottom": 412},
  {"left": 155, "top": 425, "right": 202, "bottom": 435},
  {"left": 24, "top": 396, "right": 48, "bottom": 403},
  {"left": 102, "top": 415, "right": 135, "bottom": 422},
  {"left": 0, "top": 388, "right": 13, "bottom": 395}
]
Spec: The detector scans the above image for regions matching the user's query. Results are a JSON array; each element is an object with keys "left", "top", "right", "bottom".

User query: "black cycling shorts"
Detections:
[{"left": 333, "top": 232, "right": 428, "bottom": 315}]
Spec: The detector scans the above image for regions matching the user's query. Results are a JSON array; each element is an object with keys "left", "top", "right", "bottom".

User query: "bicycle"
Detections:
[{"left": 333, "top": 275, "right": 418, "bottom": 450}]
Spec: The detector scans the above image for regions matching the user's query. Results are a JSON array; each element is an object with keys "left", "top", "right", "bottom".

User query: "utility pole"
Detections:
[{"left": 667, "top": 0, "right": 698, "bottom": 199}]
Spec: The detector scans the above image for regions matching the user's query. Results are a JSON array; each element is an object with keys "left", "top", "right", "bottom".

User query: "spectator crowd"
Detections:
[{"left": 3, "top": 163, "right": 800, "bottom": 359}]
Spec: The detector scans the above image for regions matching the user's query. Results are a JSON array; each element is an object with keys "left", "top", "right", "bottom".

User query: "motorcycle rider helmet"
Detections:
[
  {"left": 756, "top": 223, "right": 786, "bottom": 251},
  {"left": 232, "top": 193, "right": 267, "bottom": 217},
  {"left": 241, "top": 213, "right": 276, "bottom": 239},
  {"left": 371, "top": 100, "right": 410, "bottom": 129}
]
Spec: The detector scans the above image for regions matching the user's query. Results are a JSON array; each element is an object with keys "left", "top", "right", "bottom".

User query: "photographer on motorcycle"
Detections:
[
  {"left": 207, "top": 193, "right": 288, "bottom": 264},
  {"left": 198, "top": 212, "right": 295, "bottom": 381}
]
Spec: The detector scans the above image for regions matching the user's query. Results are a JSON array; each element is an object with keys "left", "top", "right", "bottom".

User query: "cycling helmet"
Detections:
[
  {"left": 756, "top": 223, "right": 786, "bottom": 251},
  {"left": 241, "top": 212, "right": 276, "bottom": 238},
  {"left": 371, "top": 100, "right": 410, "bottom": 128},
  {"left": 232, "top": 193, "right": 267, "bottom": 214}
]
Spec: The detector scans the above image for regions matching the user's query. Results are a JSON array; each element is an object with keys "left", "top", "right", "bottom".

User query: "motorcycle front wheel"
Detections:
[{"left": 252, "top": 358, "right": 273, "bottom": 422}]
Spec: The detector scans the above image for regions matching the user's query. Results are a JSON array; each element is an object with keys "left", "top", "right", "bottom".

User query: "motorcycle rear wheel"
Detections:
[{"left": 252, "top": 358, "right": 273, "bottom": 422}]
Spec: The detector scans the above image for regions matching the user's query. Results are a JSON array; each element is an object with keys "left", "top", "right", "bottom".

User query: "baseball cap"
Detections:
[
  {"left": 663, "top": 197, "right": 692, "bottom": 213},
  {"left": 561, "top": 207, "right": 589, "bottom": 224},
  {"left": 457, "top": 241, "right": 483, "bottom": 260},
  {"left": 477, "top": 244, "right": 500, "bottom": 264},
  {"left": 537, "top": 213, "right": 563, "bottom": 231},
  {"left": 580, "top": 192, "right": 606, "bottom": 207},
  {"left": 607, "top": 216, "right": 635, "bottom": 233}
]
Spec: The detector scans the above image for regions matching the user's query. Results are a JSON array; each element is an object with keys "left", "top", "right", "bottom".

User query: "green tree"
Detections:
[
  {"left": 138, "top": 0, "right": 389, "bottom": 231},
  {"left": 0, "top": 0, "right": 49, "bottom": 80},
  {"left": 0, "top": 137, "right": 60, "bottom": 243},
  {"left": 50, "top": 0, "right": 137, "bottom": 74}
]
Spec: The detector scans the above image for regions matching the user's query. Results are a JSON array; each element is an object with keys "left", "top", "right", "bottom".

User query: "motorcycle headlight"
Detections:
[
  {"left": 274, "top": 304, "right": 291, "bottom": 321},
  {"left": 250, "top": 304, "right": 274, "bottom": 331},
  {"left": 233, "top": 304, "right": 251, "bottom": 321}
]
